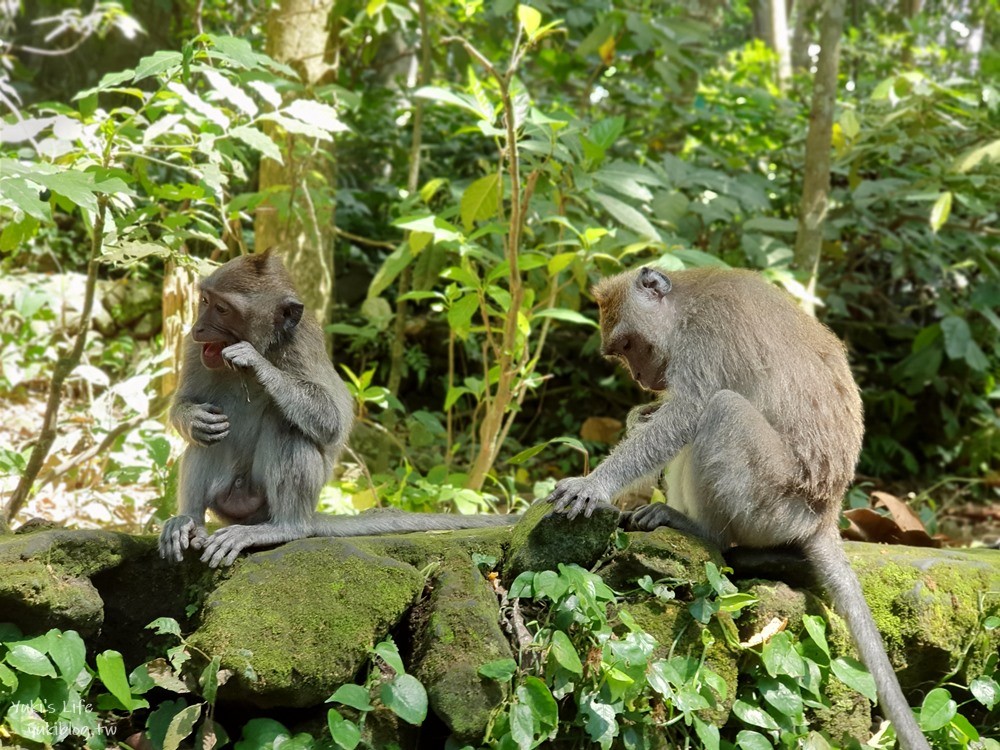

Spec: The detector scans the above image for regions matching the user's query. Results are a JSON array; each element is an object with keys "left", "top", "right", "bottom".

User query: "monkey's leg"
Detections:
[{"left": 620, "top": 504, "right": 717, "bottom": 541}]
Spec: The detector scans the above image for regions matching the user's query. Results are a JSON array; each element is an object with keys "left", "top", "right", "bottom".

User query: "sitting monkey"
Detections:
[
  {"left": 547, "top": 266, "right": 929, "bottom": 750},
  {"left": 159, "top": 250, "right": 513, "bottom": 568}
]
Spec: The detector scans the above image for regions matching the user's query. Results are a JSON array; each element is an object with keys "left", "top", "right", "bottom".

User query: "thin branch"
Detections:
[{"left": 333, "top": 226, "right": 397, "bottom": 249}]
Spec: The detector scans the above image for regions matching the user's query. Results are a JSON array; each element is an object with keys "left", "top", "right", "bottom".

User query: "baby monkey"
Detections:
[{"left": 548, "top": 266, "right": 928, "bottom": 750}]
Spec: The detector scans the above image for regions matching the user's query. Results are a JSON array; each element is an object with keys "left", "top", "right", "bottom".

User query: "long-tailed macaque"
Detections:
[
  {"left": 548, "top": 266, "right": 929, "bottom": 750},
  {"left": 160, "top": 250, "right": 513, "bottom": 568}
]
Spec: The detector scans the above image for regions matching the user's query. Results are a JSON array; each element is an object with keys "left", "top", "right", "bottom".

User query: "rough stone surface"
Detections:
[
  {"left": 597, "top": 526, "right": 725, "bottom": 592},
  {"left": 503, "top": 500, "right": 620, "bottom": 583},
  {"left": 410, "top": 558, "right": 513, "bottom": 743},
  {"left": 189, "top": 539, "right": 424, "bottom": 707}
]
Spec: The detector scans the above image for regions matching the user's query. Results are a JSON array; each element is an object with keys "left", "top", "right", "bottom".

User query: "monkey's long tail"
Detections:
[
  {"left": 310, "top": 512, "right": 520, "bottom": 538},
  {"left": 803, "top": 529, "right": 930, "bottom": 750}
]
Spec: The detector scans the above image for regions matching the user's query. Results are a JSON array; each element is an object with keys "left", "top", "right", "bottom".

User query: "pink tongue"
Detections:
[{"left": 203, "top": 342, "right": 224, "bottom": 358}]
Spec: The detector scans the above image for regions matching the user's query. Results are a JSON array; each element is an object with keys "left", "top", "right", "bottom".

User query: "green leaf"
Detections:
[
  {"left": 368, "top": 245, "right": 412, "bottom": 299},
  {"left": 380, "top": 673, "right": 428, "bottom": 725},
  {"left": 6, "top": 644, "right": 56, "bottom": 677},
  {"left": 133, "top": 50, "right": 183, "bottom": 82},
  {"left": 589, "top": 117, "right": 626, "bottom": 150},
  {"left": 415, "top": 86, "right": 492, "bottom": 121},
  {"left": 284, "top": 99, "right": 349, "bottom": 133},
  {"left": 801, "top": 615, "right": 830, "bottom": 656},
  {"left": 478, "top": 658, "right": 517, "bottom": 682},
  {"left": 532, "top": 307, "right": 598, "bottom": 328},
  {"left": 919, "top": 687, "right": 957, "bottom": 731},
  {"left": 509, "top": 571, "right": 535, "bottom": 598},
  {"left": 840, "top": 110, "right": 860, "bottom": 140},
  {"left": 96, "top": 650, "right": 136, "bottom": 710},
  {"left": 743, "top": 217, "right": 798, "bottom": 233},
  {"left": 831, "top": 656, "right": 876, "bottom": 702},
  {"left": 548, "top": 631, "right": 583, "bottom": 675},
  {"left": 517, "top": 676, "right": 558, "bottom": 731},
  {"left": 205, "top": 34, "right": 261, "bottom": 69},
  {"left": 579, "top": 692, "right": 617, "bottom": 749},
  {"left": 953, "top": 138, "right": 1000, "bottom": 173},
  {"left": 460, "top": 173, "right": 501, "bottom": 231},
  {"left": 199, "top": 656, "right": 221, "bottom": 705},
  {"left": 593, "top": 191, "right": 660, "bottom": 241},
  {"left": 509, "top": 701, "right": 536, "bottom": 749},
  {"left": 0, "top": 177, "right": 50, "bottom": 220},
  {"left": 46, "top": 630, "right": 86, "bottom": 685},
  {"left": 517, "top": 5, "right": 542, "bottom": 38},
  {"left": 327, "top": 709, "right": 361, "bottom": 750},
  {"left": 929, "top": 191, "right": 952, "bottom": 233},
  {"left": 231, "top": 126, "right": 283, "bottom": 164},
  {"left": 163, "top": 703, "right": 201, "bottom": 750},
  {"left": 732, "top": 699, "right": 781, "bottom": 731},
  {"left": 328, "top": 684, "right": 373, "bottom": 711},
  {"left": 735, "top": 729, "right": 773, "bottom": 750},
  {"left": 970, "top": 675, "right": 999, "bottom": 710},
  {"left": 761, "top": 632, "right": 805, "bottom": 679},
  {"left": 940, "top": 315, "right": 989, "bottom": 370},
  {"left": 447, "top": 293, "right": 479, "bottom": 339},
  {"left": 693, "top": 717, "right": 721, "bottom": 750},
  {"left": 29, "top": 170, "right": 100, "bottom": 214},
  {"left": 146, "top": 617, "right": 182, "bottom": 638},
  {"left": 758, "top": 676, "right": 803, "bottom": 718},
  {"left": 373, "top": 639, "right": 405, "bottom": 676}
]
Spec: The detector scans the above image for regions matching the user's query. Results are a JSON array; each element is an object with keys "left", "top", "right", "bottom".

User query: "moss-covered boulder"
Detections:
[
  {"left": 597, "top": 526, "right": 725, "bottom": 592},
  {"left": 0, "top": 530, "right": 155, "bottom": 637},
  {"left": 503, "top": 500, "right": 619, "bottom": 583},
  {"left": 410, "top": 558, "right": 513, "bottom": 743},
  {"left": 189, "top": 539, "right": 424, "bottom": 708}
]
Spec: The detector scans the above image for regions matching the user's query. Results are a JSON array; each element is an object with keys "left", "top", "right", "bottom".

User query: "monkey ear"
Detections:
[
  {"left": 277, "top": 296, "right": 305, "bottom": 333},
  {"left": 637, "top": 267, "right": 672, "bottom": 300}
]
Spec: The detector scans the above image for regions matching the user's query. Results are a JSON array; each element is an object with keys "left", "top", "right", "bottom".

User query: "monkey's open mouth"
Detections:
[{"left": 200, "top": 342, "right": 228, "bottom": 370}]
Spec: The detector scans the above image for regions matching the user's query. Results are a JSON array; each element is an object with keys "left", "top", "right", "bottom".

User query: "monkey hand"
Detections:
[
  {"left": 546, "top": 475, "right": 613, "bottom": 520},
  {"left": 200, "top": 525, "right": 272, "bottom": 568},
  {"left": 158, "top": 515, "right": 209, "bottom": 563},
  {"left": 222, "top": 341, "right": 267, "bottom": 371},
  {"left": 187, "top": 403, "right": 230, "bottom": 445}
]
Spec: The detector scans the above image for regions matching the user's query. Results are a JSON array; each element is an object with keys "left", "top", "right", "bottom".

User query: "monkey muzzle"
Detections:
[{"left": 199, "top": 341, "right": 228, "bottom": 370}]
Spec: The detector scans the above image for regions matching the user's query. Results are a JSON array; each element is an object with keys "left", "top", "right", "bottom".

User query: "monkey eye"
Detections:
[
  {"left": 200, "top": 295, "right": 208, "bottom": 306},
  {"left": 621, "top": 338, "right": 632, "bottom": 353},
  {"left": 215, "top": 304, "right": 228, "bottom": 315}
]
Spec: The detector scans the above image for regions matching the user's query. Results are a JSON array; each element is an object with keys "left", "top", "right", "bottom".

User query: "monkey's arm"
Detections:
[
  {"left": 549, "top": 397, "right": 701, "bottom": 519},
  {"left": 199, "top": 512, "right": 518, "bottom": 568},
  {"left": 170, "top": 400, "right": 231, "bottom": 445},
  {"left": 222, "top": 342, "right": 346, "bottom": 446}
]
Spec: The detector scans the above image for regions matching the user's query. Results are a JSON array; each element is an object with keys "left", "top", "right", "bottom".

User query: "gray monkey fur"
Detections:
[
  {"left": 548, "top": 266, "right": 929, "bottom": 750},
  {"left": 159, "top": 251, "right": 514, "bottom": 568}
]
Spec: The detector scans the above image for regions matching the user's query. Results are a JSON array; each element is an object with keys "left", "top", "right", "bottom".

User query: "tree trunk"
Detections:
[
  {"left": 793, "top": 0, "right": 846, "bottom": 316},
  {"left": 769, "top": 0, "right": 792, "bottom": 90},
  {"left": 258, "top": 0, "right": 336, "bottom": 325},
  {"left": 160, "top": 258, "right": 199, "bottom": 398}
]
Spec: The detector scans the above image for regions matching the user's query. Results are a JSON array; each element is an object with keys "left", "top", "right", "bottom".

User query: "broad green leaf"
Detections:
[
  {"left": 231, "top": 126, "right": 283, "bottom": 164},
  {"left": 447, "top": 293, "right": 479, "bottom": 339},
  {"left": 284, "top": 99, "right": 349, "bottom": 133},
  {"left": 199, "top": 656, "right": 221, "bottom": 705},
  {"left": 693, "top": 717, "right": 720, "bottom": 750},
  {"left": 831, "top": 656, "right": 876, "bottom": 702},
  {"left": 548, "top": 631, "right": 583, "bottom": 675},
  {"left": 801, "top": 615, "right": 830, "bottom": 656},
  {"left": 460, "top": 173, "right": 501, "bottom": 231},
  {"left": 919, "top": 687, "right": 957, "bottom": 731},
  {"left": 517, "top": 5, "right": 542, "bottom": 38},
  {"left": 368, "top": 246, "right": 412, "bottom": 299},
  {"left": 508, "top": 571, "right": 535, "bottom": 598},
  {"left": 0, "top": 177, "right": 50, "bottom": 220},
  {"left": 518, "top": 676, "right": 558, "bottom": 730},
  {"left": 478, "top": 658, "right": 517, "bottom": 681},
  {"left": 579, "top": 692, "right": 617, "bottom": 749},
  {"left": 6, "top": 644, "right": 56, "bottom": 677},
  {"left": 327, "top": 709, "right": 361, "bottom": 750},
  {"left": 589, "top": 118, "right": 626, "bottom": 150},
  {"left": 970, "top": 675, "right": 999, "bottom": 709},
  {"left": 735, "top": 729, "right": 773, "bottom": 750},
  {"left": 743, "top": 217, "right": 798, "bottom": 233},
  {"left": 133, "top": 50, "right": 183, "bottom": 82},
  {"left": 415, "top": 86, "right": 492, "bottom": 121},
  {"left": 759, "top": 676, "right": 803, "bottom": 718},
  {"left": 248, "top": 80, "right": 283, "bottom": 108},
  {"left": 328, "top": 684, "right": 373, "bottom": 711},
  {"left": 760, "top": 632, "right": 805, "bottom": 679},
  {"left": 205, "top": 34, "right": 261, "bottom": 69},
  {"left": 509, "top": 702, "right": 536, "bottom": 749},
  {"left": 373, "top": 639, "right": 405, "bottom": 676},
  {"left": 593, "top": 191, "right": 659, "bottom": 241},
  {"left": 163, "top": 703, "right": 201, "bottom": 750},
  {"left": 380, "top": 673, "right": 427, "bottom": 725},
  {"left": 929, "top": 191, "right": 952, "bottom": 233},
  {"left": 96, "top": 650, "right": 136, "bottom": 710},
  {"left": 732, "top": 699, "right": 781, "bottom": 731},
  {"left": 146, "top": 617, "right": 182, "bottom": 638},
  {"left": 46, "top": 630, "right": 86, "bottom": 685},
  {"left": 203, "top": 69, "right": 259, "bottom": 116},
  {"left": 506, "top": 442, "right": 548, "bottom": 465},
  {"left": 840, "top": 110, "right": 860, "bottom": 140},
  {"left": 953, "top": 138, "right": 1000, "bottom": 173},
  {"left": 29, "top": 171, "right": 100, "bottom": 214},
  {"left": 533, "top": 307, "right": 598, "bottom": 328}
]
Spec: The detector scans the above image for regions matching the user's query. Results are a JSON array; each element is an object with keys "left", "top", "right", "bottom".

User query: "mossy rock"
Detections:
[
  {"left": 503, "top": 501, "right": 619, "bottom": 583},
  {"left": 189, "top": 539, "right": 424, "bottom": 708},
  {"left": 597, "top": 526, "right": 725, "bottom": 592},
  {"left": 355, "top": 525, "right": 511, "bottom": 570},
  {"left": 0, "top": 529, "right": 154, "bottom": 637},
  {"left": 410, "top": 557, "right": 513, "bottom": 743}
]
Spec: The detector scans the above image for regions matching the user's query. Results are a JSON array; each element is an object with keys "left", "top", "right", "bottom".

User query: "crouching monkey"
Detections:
[
  {"left": 547, "top": 266, "right": 929, "bottom": 750},
  {"left": 160, "top": 250, "right": 513, "bottom": 568}
]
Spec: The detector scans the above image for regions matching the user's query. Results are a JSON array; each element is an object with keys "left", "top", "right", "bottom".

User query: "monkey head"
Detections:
[
  {"left": 192, "top": 250, "right": 305, "bottom": 370},
  {"left": 592, "top": 266, "right": 673, "bottom": 392}
]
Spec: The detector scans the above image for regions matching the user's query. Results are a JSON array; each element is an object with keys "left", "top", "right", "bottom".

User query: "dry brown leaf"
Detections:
[
  {"left": 741, "top": 617, "right": 787, "bottom": 648},
  {"left": 580, "top": 416, "right": 623, "bottom": 444},
  {"left": 871, "top": 491, "right": 926, "bottom": 533}
]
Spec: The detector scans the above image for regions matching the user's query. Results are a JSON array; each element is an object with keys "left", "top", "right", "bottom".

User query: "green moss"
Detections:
[
  {"left": 598, "top": 527, "right": 725, "bottom": 591},
  {"left": 354, "top": 525, "right": 511, "bottom": 569},
  {"left": 410, "top": 557, "right": 513, "bottom": 743},
  {"left": 0, "top": 560, "right": 104, "bottom": 636},
  {"left": 503, "top": 500, "right": 619, "bottom": 583},
  {"left": 189, "top": 540, "right": 424, "bottom": 708}
]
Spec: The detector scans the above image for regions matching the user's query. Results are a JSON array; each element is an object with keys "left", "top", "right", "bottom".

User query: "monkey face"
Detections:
[
  {"left": 603, "top": 335, "right": 668, "bottom": 392},
  {"left": 192, "top": 288, "right": 242, "bottom": 370}
]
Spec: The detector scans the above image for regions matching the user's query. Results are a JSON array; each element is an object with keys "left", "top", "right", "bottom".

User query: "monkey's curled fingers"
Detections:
[
  {"left": 546, "top": 476, "right": 612, "bottom": 521},
  {"left": 189, "top": 403, "right": 230, "bottom": 445},
  {"left": 158, "top": 515, "right": 209, "bottom": 563},
  {"left": 200, "top": 525, "right": 258, "bottom": 568},
  {"left": 221, "top": 341, "right": 265, "bottom": 371}
]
